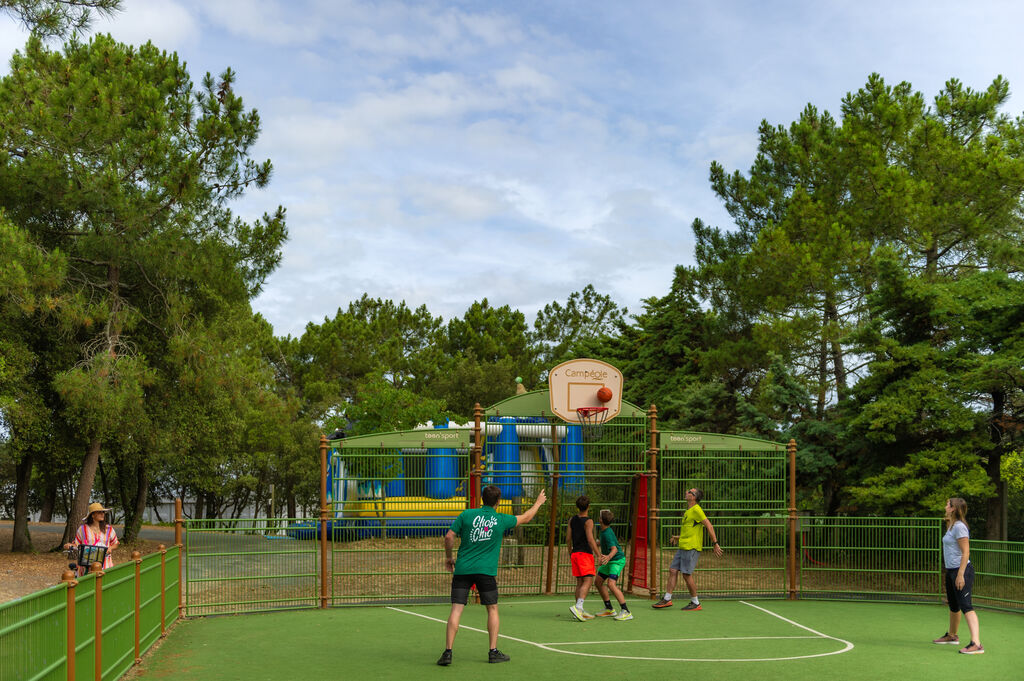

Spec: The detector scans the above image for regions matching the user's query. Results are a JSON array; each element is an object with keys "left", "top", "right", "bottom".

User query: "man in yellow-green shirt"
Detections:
[{"left": 652, "top": 487, "right": 723, "bottom": 611}]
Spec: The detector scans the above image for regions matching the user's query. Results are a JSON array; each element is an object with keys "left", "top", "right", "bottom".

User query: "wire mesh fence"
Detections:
[
  {"left": 799, "top": 516, "right": 941, "bottom": 601},
  {"left": 185, "top": 518, "right": 319, "bottom": 615}
]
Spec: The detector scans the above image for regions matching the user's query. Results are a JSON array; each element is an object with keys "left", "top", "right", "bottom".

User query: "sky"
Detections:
[{"left": 3, "top": 0, "right": 1024, "bottom": 338}]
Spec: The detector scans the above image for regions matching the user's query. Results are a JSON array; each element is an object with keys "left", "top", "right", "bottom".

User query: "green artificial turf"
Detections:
[{"left": 133, "top": 597, "right": 1023, "bottom": 681}]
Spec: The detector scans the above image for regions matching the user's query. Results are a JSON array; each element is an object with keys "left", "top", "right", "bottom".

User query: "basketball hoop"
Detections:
[{"left": 576, "top": 406, "right": 609, "bottom": 442}]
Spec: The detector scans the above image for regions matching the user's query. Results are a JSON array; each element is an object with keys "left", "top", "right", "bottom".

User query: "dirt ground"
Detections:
[{"left": 0, "top": 522, "right": 170, "bottom": 604}]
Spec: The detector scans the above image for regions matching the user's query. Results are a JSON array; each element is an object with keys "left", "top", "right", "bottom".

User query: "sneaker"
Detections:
[
  {"left": 958, "top": 642, "right": 984, "bottom": 655},
  {"left": 569, "top": 605, "right": 586, "bottom": 621},
  {"left": 932, "top": 633, "right": 959, "bottom": 645},
  {"left": 680, "top": 602, "right": 702, "bottom": 611},
  {"left": 651, "top": 598, "right": 673, "bottom": 609},
  {"left": 488, "top": 649, "right": 511, "bottom": 663},
  {"left": 436, "top": 650, "right": 452, "bottom": 666},
  {"left": 613, "top": 610, "right": 634, "bottom": 621},
  {"left": 595, "top": 608, "right": 615, "bottom": 617}
]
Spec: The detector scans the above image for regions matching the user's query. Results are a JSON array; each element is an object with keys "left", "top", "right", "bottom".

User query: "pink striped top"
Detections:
[{"left": 73, "top": 523, "right": 119, "bottom": 575}]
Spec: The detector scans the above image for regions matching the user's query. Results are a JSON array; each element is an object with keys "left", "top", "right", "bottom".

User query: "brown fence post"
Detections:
[
  {"left": 159, "top": 545, "right": 167, "bottom": 636},
  {"left": 133, "top": 551, "right": 142, "bottom": 664},
  {"left": 544, "top": 423, "right": 562, "bottom": 594},
  {"left": 647, "top": 404, "right": 659, "bottom": 599},
  {"left": 62, "top": 570, "right": 77, "bottom": 681},
  {"left": 319, "top": 434, "right": 328, "bottom": 609},
  {"left": 470, "top": 403, "right": 483, "bottom": 509},
  {"left": 93, "top": 564, "right": 104, "bottom": 681},
  {"left": 787, "top": 438, "right": 798, "bottom": 600},
  {"left": 175, "top": 498, "right": 184, "bottom": 619}
]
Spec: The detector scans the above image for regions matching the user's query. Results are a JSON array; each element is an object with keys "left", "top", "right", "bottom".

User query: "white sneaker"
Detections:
[
  {"left": 569, "top": 605, "right": 586, "bottom": 621},
  {"left": 613, "top": 610, "right": 634, "bottom": 621}
]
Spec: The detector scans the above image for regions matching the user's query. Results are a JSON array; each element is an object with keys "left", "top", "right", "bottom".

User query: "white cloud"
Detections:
[{"left": 91, "top": 0, "right": 198, "bottom": 51}]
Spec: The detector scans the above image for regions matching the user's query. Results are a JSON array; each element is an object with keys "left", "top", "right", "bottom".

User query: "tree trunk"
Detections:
[
  {"left": 825, "top": 296, "right": 848, "bottom": 402},
  {"left": 38, "top": 473, "right": 57, "bottom": 523},
  {"left": 123, "top": 459, "right": 148, "bottom": 542},
  {"left": 815, "top": 325, "right": 827, "bottom": 418},
  {"left": 986, "top": 391, "right": 1007, "bottom": 540},
  {"left": 11, "top": 451, "right": 34, "bottom": 552},
  {"left": 61, "top": 438, "right": 102, "bottom": 548}
]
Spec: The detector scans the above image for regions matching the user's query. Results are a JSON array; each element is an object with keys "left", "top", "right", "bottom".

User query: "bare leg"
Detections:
[
  {"left": 606, "top": 578, "right": 626, "bottom": 605},
  {"left": 682, "top": 572, "right": 697, "bottom": 600},
  {"left": 595, "top": 575, "right": 610, "bottom": 602},
  {"left": 485, "top": 604, "right": 500, "bottom": 649},
  {"left": 963, "top": 610, "right": 981, "bottom": 645},
  {"left": 445, "top": 603, "right": 465, "bottom": 649},
  {"left": 663, "top": 568, "right": 679, "bottom": 597},
  {"left": 575, "top": 575, "right": 594, "bottom": 601},
  {"left": 948, "top": 610, "right": 961, "bottom": 636}
]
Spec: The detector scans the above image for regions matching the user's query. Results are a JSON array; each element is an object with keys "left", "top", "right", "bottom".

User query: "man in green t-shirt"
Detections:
[
  {"left": 437, "top": 485, "right": 547, "bottom": 667},
  {"left": 652, "top": 487, "right": 723, "bottom": 611}
]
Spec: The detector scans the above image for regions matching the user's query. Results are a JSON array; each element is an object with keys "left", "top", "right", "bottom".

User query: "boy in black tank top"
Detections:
[{"left": 567, "top": 495, "right": 603, "bottom": 621}]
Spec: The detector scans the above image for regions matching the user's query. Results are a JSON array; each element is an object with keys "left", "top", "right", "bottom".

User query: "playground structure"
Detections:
[{"left": 283, "top": 358, "right": 796, "bottom": 599}]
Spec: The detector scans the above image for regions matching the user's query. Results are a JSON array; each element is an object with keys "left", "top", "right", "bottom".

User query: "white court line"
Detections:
[
  {"left": 388, "top": 602, "right": 855, "bottom": 662},
  {"left": 544, "top": 636, "right": 821, "bottom": 646}
]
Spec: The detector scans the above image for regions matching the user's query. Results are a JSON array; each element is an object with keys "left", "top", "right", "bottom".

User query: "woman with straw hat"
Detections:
[{"left": 64, "top": 502, "right": 119, "bottom": 576}]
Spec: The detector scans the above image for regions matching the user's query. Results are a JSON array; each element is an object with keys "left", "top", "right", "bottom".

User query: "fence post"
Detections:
[
  {"left": 175, "top": 498, "right": 184, "bottom": 619},
  {"left": 159, "top": 545, "right": 167, "bottom": 637},
  {"left": 133, "top": 551, "right": 142, "bottom": 664},
  {"left": 470, "top": 403, "right": 483, "bottom": 509},
  {"left": 787, "top": 438, "right": 798, "bottom": 600},
  {"left": 93, "top": 563, "right": 104, "bottom": 681},
  {"left": 320, "top": 434, "right": 328, "bottom": 609},
  {"left": 647, "top": 404, "right": 659, "bottom": 599},
  {"left": 62, "top": 570, "right": 77, "bottom": 681},
  {"left": 544, "top": 423, "right": 562, "bottom": 594}
]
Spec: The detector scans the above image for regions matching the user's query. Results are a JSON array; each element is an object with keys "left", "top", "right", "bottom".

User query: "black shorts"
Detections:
[
  {"left": 451, "top": 574, "right": 499, "bottom": 606},
  {"left": 944, "top": 562, "right": 974, "bottom": 613}
]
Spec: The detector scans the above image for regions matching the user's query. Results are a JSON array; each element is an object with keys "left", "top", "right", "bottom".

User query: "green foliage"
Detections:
[
  {"left": 0, "top": 0, "right": 120, "bottom": 39},
  {"left": 531, "top": 285, "right": 626, "bottom": 368}
]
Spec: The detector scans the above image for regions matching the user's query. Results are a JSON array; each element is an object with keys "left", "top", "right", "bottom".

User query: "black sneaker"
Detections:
[
  {"left": 436, "top": 650, "right": 452, "bottom": 666},
  {"left": 488, "top": 649, "right": 510, "bottom": 663}
]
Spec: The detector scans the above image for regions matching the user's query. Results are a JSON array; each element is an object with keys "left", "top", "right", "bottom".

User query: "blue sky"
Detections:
[{"left": 3, "top": 1, "right": 1024, "bottom": 338}]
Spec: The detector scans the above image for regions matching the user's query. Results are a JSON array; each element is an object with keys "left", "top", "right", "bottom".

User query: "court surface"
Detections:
[{"left": 129, "top": 597, "right": 1023, "bottom": 681}]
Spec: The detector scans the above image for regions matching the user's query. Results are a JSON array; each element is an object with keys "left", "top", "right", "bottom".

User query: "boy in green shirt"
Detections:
[
  {"left": 438, "top": 485, "right": 547, "bottom": 666},
  {"left": 595, "top": 509, "right": 632, "bottom": 620}
]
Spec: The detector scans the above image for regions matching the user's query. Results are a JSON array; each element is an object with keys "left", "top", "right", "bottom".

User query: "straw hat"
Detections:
[{"left": 82, "top": 502, "right": 112, "bottom": 522}]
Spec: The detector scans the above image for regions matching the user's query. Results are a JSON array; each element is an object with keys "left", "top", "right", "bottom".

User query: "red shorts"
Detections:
[{"left": 571, "top": 552, "right": 596, "bottom": 577}]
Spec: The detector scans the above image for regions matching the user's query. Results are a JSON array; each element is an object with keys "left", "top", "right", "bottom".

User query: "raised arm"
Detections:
[{"left": 515, "top": 489, "right": 548, "bottom": 526}]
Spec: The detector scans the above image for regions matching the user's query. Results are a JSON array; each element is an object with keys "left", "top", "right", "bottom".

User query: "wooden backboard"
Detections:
[{"left": 547, "top": 358, "right": 623, "bottom": 423}]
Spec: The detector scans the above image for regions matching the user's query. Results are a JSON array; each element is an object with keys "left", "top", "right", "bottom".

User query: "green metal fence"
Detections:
[
  {"left": 963, "top": 539, "right": 1024, "bottom": 612},
  {"left": 184, "top": 518, "right": 318, "bottom": 616},
  {"left": 0, "top": 582, "right": 67, "bottom": 681},
  {"left": 0, "top": 545, "right": 180, "bottom": 681},
  {"left": 799, "top": 516, "right": 940, "bottom": 601},
  {"left": 658, "top": 432, "right": 789, "bottom": 598}
]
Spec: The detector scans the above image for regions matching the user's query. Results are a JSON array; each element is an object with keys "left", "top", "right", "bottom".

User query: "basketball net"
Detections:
[{"left": 576, "top": 406, "right": 609, "bottom": 442}]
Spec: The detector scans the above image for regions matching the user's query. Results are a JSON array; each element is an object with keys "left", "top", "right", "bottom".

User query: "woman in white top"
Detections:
[
  {"left": 64, "top": 502, "right": 119, "bottom": 576},
  {"left": 932, "top": 497, "right": 983, "bottom": 654}
]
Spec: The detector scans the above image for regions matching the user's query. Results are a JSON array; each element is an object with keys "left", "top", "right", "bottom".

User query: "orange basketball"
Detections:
[{"left": 596, "top": 386, "right": 613, "bottom": 403}]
